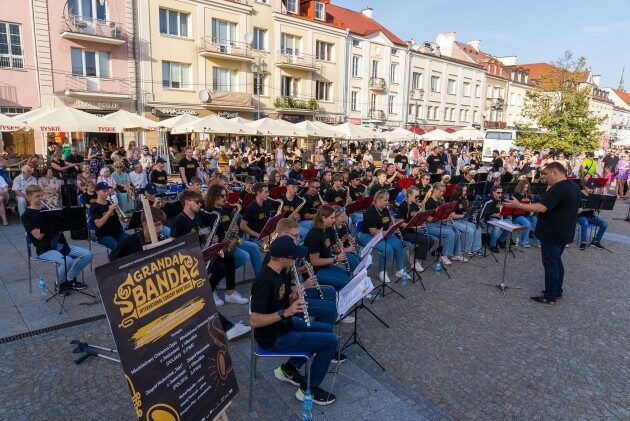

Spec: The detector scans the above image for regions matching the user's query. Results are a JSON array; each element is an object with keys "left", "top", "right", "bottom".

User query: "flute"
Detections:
[{"left": 293, "top": 263, "right": 310, "bottom": 327}]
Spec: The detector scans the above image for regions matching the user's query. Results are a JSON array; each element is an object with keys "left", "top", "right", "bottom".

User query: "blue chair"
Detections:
[
  {"left": 86, "top": 217, "right": 110, "bottom": 270},
  {"left": 26, "top": 232, "right": 85, "bottom": 292},
  {"left": 395, "top": 191, "right": 405, "bottom": 206},
  {"left": 169, "top": 183, "right": 185, "bottom": 193}
]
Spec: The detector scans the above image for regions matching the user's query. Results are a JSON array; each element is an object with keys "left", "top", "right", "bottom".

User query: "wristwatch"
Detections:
[{"left": 277, "top": 309, "right": 285, "bottom": 320}]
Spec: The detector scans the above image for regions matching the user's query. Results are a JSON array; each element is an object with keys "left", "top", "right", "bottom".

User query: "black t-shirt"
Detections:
[
  {"left": 348, "top": 184, "right": 366, "bottom": 201},
  {"left": 301, "top": 192, "right": 322, "bottom": 219},
  {"left": 88, "top": 202, "right": 123, "bottom": 239},
  {"left": 394, "top": 154, "right": 409, "bottom": 169},
  {"left": 22, "top": 208, "right": 57, "bottom": 255},
  {"left": 324, "top": 187, "right": 345, "bottom": 205},
  {"left": 427, "top": 155, "right": 441, "bottom": 173},
  {"left": 483, "top": 199, "right": 501, "bottom": 221},
  {"left": 243, "top": 199, "right": 271, "bottom": 235},
  {"left": 536, "top": 179, "right": 580, "bottom": 244},
  {"left": 397, "top": 200, "right": 420, "bottom": 234},
  {"left": 424, "top": 197, "right": 441, "bottom": 212},
  {"left": 51, "top": 158, "right": 67, "bottom": 179},
  {"left": 453, "top": 198, "right": 468, "bottom": 215},
  {"left": 368, "top": 182, "right": 389, "bottom": 196},
  {"left": 335, "top": 223, "right": 352, "bottom": 247},
  {"left": 304, "top": 227, "right": 333, "bottom": 264},
  {"left": 178, "top": 157, "right": 199, "bottom": 183},
  {"left": 578, "top": 192, "right": 595, "bottom": 218},
  {"left": 361, "top": 205, "right": 391, "bottom": 233},
  {"left": 149, "top": 169, "right": 168, "bottom": 185},
  {"left": 250, "top": 265, "right": 293, "bottom": 349},
  {"left": 66, "top": 154, "right": 83, "bottom": 177},
  {"left": 280, "top": 194, "right": 303, "bottom": 215},
  {"left": 288, "top": 169, "right": 303, "bottom": 180},
  {"left": 82, "top": 192, "right": 98, "bottom": 207},
  {"left": 234, "top": 166, "right": 250, "bottom": 178},
  {"left": 491, "top": 157, "right": 503, "bottom": 172},
  {"left": 170, "top": 212, "right": 204, "bottom": 241},
  {"left": 212, "top": 206, "right": 233, "bottom": 241}
]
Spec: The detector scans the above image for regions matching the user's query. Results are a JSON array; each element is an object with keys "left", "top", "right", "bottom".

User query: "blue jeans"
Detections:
[
  {"left": 451, "top": 220, "right": 482, "bottom": 254},
  {"left": 298, "top": 220, "right": 312, "bottom": 239},
  {"left": 349, "top": 212, "right": 363, "bottom": 233},
  {"left": 269, "top": 319, "right": 338, "bottom": 387},
  {"left": 315, "top": 265, "right": 350, "bottom": 291},
  {"left": 425, "top": 222, "right": 461, "bottom": 257},
  {"left": 303, "top": 287, "right": 337, "bottom": 326},
  {"left": 235, "top": 240, "right": 262, "bottom": 275},
  {"left": 98, "top": 232, "right": 131, "bottom": 251},
  {"left": 513, "top": 216, "right": 533, "bottom": 245},
  {"left": 540, "top": 242, "right": 566, "bottom": 300},
  {"left": 489, "top": 221, "right": 509, "bottom": 247},
  {"left": 357, "top": 233, "right": 405, "bottom": 272},
  {"left": 576, "top": 215, "right": 607, "bottom": 243},
  {"left": 38, "top": 246, "right": 93, "bottom": 284},
  {"left": 346, "top": 252, "right": 359, "bottom": 273}
]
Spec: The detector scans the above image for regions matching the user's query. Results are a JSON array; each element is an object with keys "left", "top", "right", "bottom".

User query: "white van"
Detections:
[{"left": 482, "top": 129, "right": 517, "bottom": 162}]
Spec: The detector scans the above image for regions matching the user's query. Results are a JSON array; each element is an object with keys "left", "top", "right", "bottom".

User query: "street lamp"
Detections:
[
  {"left": 409, "top": 88, "right": 425, "bottom": 143},
  {"left": 251, "top": 60, "right": 268, "bottom": 121}
]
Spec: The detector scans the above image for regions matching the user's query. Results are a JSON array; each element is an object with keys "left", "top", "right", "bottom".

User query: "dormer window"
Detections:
[
  {"left": 315, "top": 1, "right": 324, "bottom": 20},
  {"left": 286, "top": 0, "right": 297, "bottom": 13}
]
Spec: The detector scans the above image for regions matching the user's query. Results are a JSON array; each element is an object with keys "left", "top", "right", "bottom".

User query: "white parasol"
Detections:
[
  {"left": 20, "top": 106, "right": 118, "bottom": 133},
  {"left": 419, "top": 128, "right": 452, "bottom": 141},
  {"left": 157, "top": 113, "right": 200, "bottom": 130},
  {"left": 106, "top": 110, "right": 159, "bottom": 132},
  {"left": 449, "top": 126, "right": 485, "bottom": 142},
  {"left": 0, "top": 113, "right": 25, "bottom": 132},
  {"left": 382, "top": 127, "right": 416, "bottom": 142},
  {"left": 292, "top": 120, "right": 340, "bottom": 138},
  {"left": 333, "top": 122, "right": 381, "bottom": 140},
  {"left": 170, "top": 114, "right": 257, "bottom": 135},
  {"left": 244, "top": 117, "right": 298, "bottom": 137}
]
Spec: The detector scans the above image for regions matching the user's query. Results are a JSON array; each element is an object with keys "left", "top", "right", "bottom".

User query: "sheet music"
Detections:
[
  {"left": 488, "top": 219, "right": 525, "bottom": 232},
  {"left": 360, "top": 229, "right": 383, "bottom": 258},
  {"left": 353, "top": 253, "right": 372, "bottom": 276},
  {"left": 337, "top": 269, "right": 374, "bottom": 316}
]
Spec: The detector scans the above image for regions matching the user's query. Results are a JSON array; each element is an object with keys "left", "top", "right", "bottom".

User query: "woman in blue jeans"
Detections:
[
  {"left": 303, "top": 205, "right": 351, "bottom": 291},
  {"left": 450, "top": 184, "right": 482, "bottom": 255},
  {"left": 422, "top": 183, "right": 466, "bottom": 265},
  {"left": 358, "top": 190, "right": 410, "bottom": 283},
  {"left": 512, "top": 180, "right": 538, "bottom": 247}
]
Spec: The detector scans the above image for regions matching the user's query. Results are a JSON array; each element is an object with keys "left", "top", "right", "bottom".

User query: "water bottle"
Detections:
[
  {"left": 38, "top": 277, "right": 46, "bottom": 299},
  {"left": 401, "top": 271, "right": 409, "bottom": 286},
  {"left": 302, "top": 389, "right": 313, "bottom": 421},
  {"left": 435, "top": 261, "right": 443, "bottom": 273}
]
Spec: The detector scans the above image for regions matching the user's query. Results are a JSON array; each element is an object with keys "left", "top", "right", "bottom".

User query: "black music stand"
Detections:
[
  {"left": 477, "top": 200, "right": 499, "bottom": 263},
  {"left": 40, "top": 207, "right": 96, "bottom": 313},
  {"left": 257, "top": 212, "right": 286, "bottom": 248},
  {"left": 485, "top": 219, "right": 525, "bottom": 296},
  {"left": 371, "top": 220, "right": 406, "bottom": 302},
  {"left": 584, "top": 194, "right": 616, "bottom": 253},
  {"left": 427, "top": 202, "right": 458, "bottom": 278},
  {"left": 403, "top": 209, "right": 434, "bottom": 290}
]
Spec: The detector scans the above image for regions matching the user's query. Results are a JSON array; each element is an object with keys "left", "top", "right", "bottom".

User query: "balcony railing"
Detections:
[
  {"left": 367, "top": 109, "right": 386, "bottom": 121},
  {"left": 276, "top": 50, "right": 323, "bottom": 72},
  {"left": 201, "top": 90, "right": 253, "bottom": 108},
  {"left": 61, "top": 15, "right": 125, "bottom": 44},
  {"left": 0, "top": 55, "right": 24, "bottom": 69},
  {"left": 490, "top": 97, "right": 505, "bottom": 109},
  {"left": 483, "top": 121, "right": 507, "bottom": 129},
  {"left": 65, "top": 75, "right": 133, "bottom": 99},
  {"left": 198, "top": 37, "right": 255, "bottom": 61},
  {"left": 369, "top": 77, "right": 386, "bottom": 91}
]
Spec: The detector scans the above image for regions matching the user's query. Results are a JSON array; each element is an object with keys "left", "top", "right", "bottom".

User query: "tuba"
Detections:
[{"left": 225, "top": 203, "right": 242, "bottom": 252}]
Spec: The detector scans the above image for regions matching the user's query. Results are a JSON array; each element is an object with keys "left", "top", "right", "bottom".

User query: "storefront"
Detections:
[{"left": 314, "top": 114, "right": 345, "bottom": 125}]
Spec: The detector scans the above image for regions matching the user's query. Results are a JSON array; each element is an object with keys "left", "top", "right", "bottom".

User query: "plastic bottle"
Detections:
[
  {"left": 38, "top": 277, "right": 46, "bottom": 299},
  {"left": 302, "top": 389, "right": 313, "bottom": 421},
  {"left": 401, "top": 271, "right": 409, "bottom": 286},
  {"left": 435, "top": 261, "right": 443, "bottom": 273}
]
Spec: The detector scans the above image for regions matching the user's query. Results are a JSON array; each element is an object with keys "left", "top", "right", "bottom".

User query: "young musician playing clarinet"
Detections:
[
  {"left": 250, "top": 236, "right": 338, "bottom": 405},
  {"left": 485, "top": 185, "right": 511, "bottom": 254},
  {"left": 576, "top": 180, "right": 608, "bottom": 251},
  {"left": 332, "top": 206, "right": 360, "bottom": 272},
  {"left": 450, "top": 184, "right": 483, "bottom": 256},
  {"left": 397, "top": 186, "right": 437, "bottom": 272}
]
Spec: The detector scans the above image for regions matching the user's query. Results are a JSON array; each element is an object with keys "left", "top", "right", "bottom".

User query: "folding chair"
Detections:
[
  {"left": 86, "top": 217, "right": 110, "bottom": 270},
  {"left": 26, "top": 233, "right": 85, "bottom": 292}
]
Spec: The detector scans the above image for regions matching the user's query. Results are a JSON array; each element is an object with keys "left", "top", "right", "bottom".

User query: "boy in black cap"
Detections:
[
  {"left": 250, "top": 236, "right": 338, "bottom": 405},
  {"left": 279, "top": 178, "right": 304, "bottom": 221},
  {"left": 89, "top": 182, "right": 130, "bottom": 251}
]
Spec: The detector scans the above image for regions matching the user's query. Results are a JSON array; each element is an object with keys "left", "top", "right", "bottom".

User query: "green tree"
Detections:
[{"left": 515, "top": 51, "right": 605, "bottom": 154}]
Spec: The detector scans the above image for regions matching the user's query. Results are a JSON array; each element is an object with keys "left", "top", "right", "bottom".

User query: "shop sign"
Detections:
[
  {"left": 314, "top": 114, "right": 344, "bottom": 124},
  {"left": 153, "top": 108, "right": 199, "bottom": 117},
  {"left": 216, "top": 111, "right": 239, "bottom": 119},
  {"left": 279, "top": 114, "right": 305, "bottom": 123},
  {"left": 72, "top": 99, "right": 120, "bottom": 110},
  {"left": 348, "top": 118, "right": 362, "bottom": 125}
]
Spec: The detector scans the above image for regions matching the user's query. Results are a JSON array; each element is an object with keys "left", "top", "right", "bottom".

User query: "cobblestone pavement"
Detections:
[{"left": 0, "top": 201, "right": 628, "bottom": 419}]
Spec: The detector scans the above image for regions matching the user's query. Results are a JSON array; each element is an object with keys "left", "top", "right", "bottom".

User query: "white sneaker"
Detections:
[
  {"left": 439, "top": 256, "right": 452, "bottom": 265},
  {"left": 224, "top": 291, "right": 249, "bottom": 305},
  {"left": 379, "top": 272, "right": 392, "bottom": 283},
  {"left": 452, "top": 255, "right": 468, "bottom": 263},
  {"left": 414, "top": 261, "right": 424, "bottom": 272},
  {"left": 395, "top": 269, "right": 410, "bottom": 279},
  {"left": 213, "top": 291, "right": 224, "bottom": 307},
  {"left": 226, "top": 322, "right": 251, "bottom": 341},
  {"left": 339, "top": 315, "right": 355, "bottom": 324}
]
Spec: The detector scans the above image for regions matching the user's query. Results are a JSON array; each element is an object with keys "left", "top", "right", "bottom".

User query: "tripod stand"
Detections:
[
  {"left": 372, "top": 221, "right": 406, "bottom": 302},
  {"left": 404, "top": 209, "right": 434, "bottom": 289},
  {"left": 427, "top": 202, "right": 458, "bottom": 279},
  {"left": 341, "top": 299, "right": 386, "bottom": 371},
  {"left": 484, "top": 220, "right": 525, "bottom": 297}
]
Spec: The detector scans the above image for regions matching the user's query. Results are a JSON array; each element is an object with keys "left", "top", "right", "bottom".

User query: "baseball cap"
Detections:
[
  {"left": 286, "top": 178, "right": 299, "bottom": 186},
  {"left": 585, "top": 181, "right": 597, "bottom": 189},
  {"left": 349, "top": 171, "right": 361, "bottom": 181},
  {"left": 95, "top": 182, "right": 111, "bottom": 191},
  {"left": 145, "top": 183, "right": 158, "bottom": 195},
  {"left": 156, "top": 157, "right": 166, "bottom": 163},
  {"left": 269, "top": 236, "right": 308, "bottom": 259}
]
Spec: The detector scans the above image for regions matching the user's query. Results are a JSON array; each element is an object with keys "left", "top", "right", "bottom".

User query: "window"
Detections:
[
  {"left": 486, "top": 85, "right": 492, "bottom": 99},
  {"left": 370, "top": 93, "right": 377, "bottom": 111},
  {"left": 162, "top": 61, "right": 191, "bottom": 89},
  {"left": 350, "top": 91, "right": 359, "bottom": 111},
  {"left": 462, "top": 82, "right": 471, "bottom": 96},
  {"left": 430, "top": 76, "right": 440, "bottom": 92},
  {"left": 253, "top": 74, "right": 265, "bottom": 95},
  {"left": 426, "top": 106, "right": 433, "bottom": 120},
  {"left": 316, "top": 41, "right": 333, "bottom": 61},
  {"left": 412, "top": 72, "right": 423, "bottom": 89},
  {"left": 280, "top": 33, "right": 299, "bottom": 55},
  {"left": 388, "top": 95, "right": 396, "bottom": 114},
  {"left": 252, "top": 27, "right": 266, "bottom": 50},
  {"left": 314, "top": 1, "right": 324, "bottom": 20},
  {"left": 475, "top": 84, "right": 481, "bottom": 97},
  {"left": 71, "top": 47, "right": 110, "bottom": 78},
  {"left": 315, "top": 81, "right": 331, "bottom": 101},
  {"left": 352, "top": 38, "right": 360, "bottom": 47},
  {"left": 389, "top": 64, "right": 397, "bottom": 83},
  {"left": 0, "top": 22, "right": 23, "bottom": 69},
  {"left": 459, "top": 109, "right": 465, "bottom": 122},
  {"left": 159, "top": 8, "right": 189, "bottom": 37},
  {"left": 351, "top": 55, "right": 360, "bottom": 77},
  {"left": 0, "top": 106, "right": 31, "bottom": 115},
  {"left": 212, "top": 19, "right": 235, "bottom": 45},
  {"left": 286, "top": 0, "right": 297, "bottom": 13},
  {"left": 391, "top": 47, "right": 398, "bottom": 56},
  {"left": 371, "top": 60, "right": 379, "bottom": 78},
  {"left": 281, "top": 76, "right": 297, "bottom": 96},
  {"left": 447, "top": 79, "right": 455, "bottom": 95},
  {"left": 473, "top": 110, "right": 479, "bottom": 122},
  {"left": 212, "top": 67, "right": 235, "bottom": 91},
  {"left": 69, "top": 0, "right": 106, "bottom": 20}
]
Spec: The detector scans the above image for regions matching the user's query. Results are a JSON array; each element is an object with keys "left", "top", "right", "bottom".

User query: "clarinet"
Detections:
[
  {"left": 293, "top": 263, "right": 310, "bottom": 327},
  {"left": 303, "top": 260, "right": 324, "bottom": 300},
  {"left": 332, "top": 225, "right": 351, "bottom": 275}
]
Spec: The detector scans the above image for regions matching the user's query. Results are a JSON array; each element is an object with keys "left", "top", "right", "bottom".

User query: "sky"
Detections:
[{"left": 333, "top": 0, "right": 630, "bottom": 89}]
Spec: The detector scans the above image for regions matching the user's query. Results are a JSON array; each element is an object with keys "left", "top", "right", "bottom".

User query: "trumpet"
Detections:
[
  {"left": 441, "top": 174, "right": 452, "bottom": 183},
  {"left": 108, "top": 197, "right": 130, "bottom": 224},
  {"left": 39, "top": 200, "right": 54, "bottom": 210}
]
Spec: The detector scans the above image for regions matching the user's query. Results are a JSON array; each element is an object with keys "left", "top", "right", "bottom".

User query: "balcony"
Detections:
[
  {"left": 369, "top": 77, "right": 387, "bottom": 91},
  {"left": 273, "top": 96, "right": 319, "bottom": 112},
  {"left": 200, "top": 90, "right": 253, "bottom": 110},
  {"left": 64, "top": 75, "right": 133, "bottom": 100},
  {"left": 483, "top": 121, "right": 507, "bottom": 129},
  {"left": 198, "top": 37, "right": 255, "bottom": 62},
  {"left": 60, "top": 15, "right": 125, "bottom": 46},
  {"left": 490, "top": 97, "right": 505, "bottom": 109},
  {"left": 366, "top": 109, "right": 386, "bottom": 121},
  {"left": 275, "top": 51, "right": 323, "bottom": 73}
]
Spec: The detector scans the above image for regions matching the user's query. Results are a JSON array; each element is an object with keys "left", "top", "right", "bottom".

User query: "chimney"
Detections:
[
  {"left": 361, "top": 7, "right": 373, "bottom": 19},
  {"left": 435, "top": 32, "right": 455, "bottom": 57},
  {"left": 467, "top": 40, "right": 481, "bottom": 51}
]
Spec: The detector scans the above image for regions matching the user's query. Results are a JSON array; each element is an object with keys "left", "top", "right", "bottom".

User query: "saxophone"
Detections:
[
  {"left": 260, "top": 232, "right": 278, "bottom": 253},
  {"left": 270, "top": 197, "right": 284, "bottom": 217},
  {"left": 226, "top": 203, "right": 242, "bottom": 252},
  {"left": 288, "top": 196, "right": 307, "bottom": 220},
  {"left": 202, "top": 211, "right": 221, "bottom": 249},
  {"left": 293, "top": 263, "right": 310, "bottom": 327},
  {"left": 420, "top": 186, "right": 433, "bottom": 210}
]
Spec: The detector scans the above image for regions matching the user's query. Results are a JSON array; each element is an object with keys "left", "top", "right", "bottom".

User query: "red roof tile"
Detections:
[
  {"left": 613, "top": 88, "right": 630, "bottom": 108},
  {"left": 326, "top": 5, "right": 407, "bottom": 47},
  {"left": 455, "top": 41, "right": 509, "bottom": 80},
  {"left": 519, "top": 63, "right": 588, "bottom": 88}
]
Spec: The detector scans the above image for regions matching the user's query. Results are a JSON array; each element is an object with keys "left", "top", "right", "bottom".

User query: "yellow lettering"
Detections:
[
  {"left": 145, "top": 278, "right": 159, "bottom": 302},
  {"left": 141, "top": 265, "right": 151, "bottom": 279},
  {"left": 132, "top": 285, "right": 146, "bottom": 306},
  {"left": 167, "top": 268, "right": 180, "bottom": 290},
  {"left": 156, "top": 272, "right": 170, "bottom": 295}
]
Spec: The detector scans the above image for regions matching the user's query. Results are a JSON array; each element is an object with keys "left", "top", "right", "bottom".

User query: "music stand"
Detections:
[
  {"left": 39, "top": 207, "right": 96, "bottom": 313},
  {"left": 475, "top": 172, "right": 489, "bottom": 183},
  {"left": 397, "top": 177, "right": 415, "bottom": 189},
  {"left": 584, "top": 194, "right": 616, "bottom": 253},
  {"left": 345, "top": 196, "right": 373, "bottom": 215},
  {"left": 486, "top": 219, "right": 525, "bottom": 296},
  {"left": 125, "top": 210, "right": 143, "bottom": 231},
  {"left": 427, "top": 201, "right": 457, "bottom": 278},
  {"left": 372, "top": 220, "right": 406, "bottom": 302},
  {"left": 257, "top": 212, "right": 286, "bottom": 249},
  {"left": 429, "top": 173, "right": 441, "bottom": 183},
  {"left": 202, "top": 240, "right": 230, "bottom": 270},
  {"left": 404, "top": 209, "right": 434, "bottom": 289}
]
